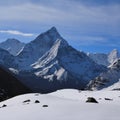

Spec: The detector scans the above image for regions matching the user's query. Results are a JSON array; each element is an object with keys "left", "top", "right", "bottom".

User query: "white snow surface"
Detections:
[{"left": 0, "top": 89, "right": 120, "bottom": 120}]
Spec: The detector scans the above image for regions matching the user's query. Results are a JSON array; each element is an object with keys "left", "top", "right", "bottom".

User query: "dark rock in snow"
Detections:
[
  {"left": 23, "top": 99, "right": 31, "bottom": 103},
  {"left": 2, "top": 104, "right": 7, "bottom": 108},
  {"left": 86, "top": 97, "right": 98, "bottom": 103},
  {"left": 42, "top": 105, "right": 48, "bottom": 107},
  {"left": 35, "top": 100, "right": 40, "bottom": 103},
  {"left": 104, "top": 98, "right": 113, "bottom": 101}
]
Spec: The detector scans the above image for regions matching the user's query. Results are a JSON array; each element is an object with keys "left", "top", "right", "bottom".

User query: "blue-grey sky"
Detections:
[{"left": 0, "top": 0, "right": 120, "bottom": 53}]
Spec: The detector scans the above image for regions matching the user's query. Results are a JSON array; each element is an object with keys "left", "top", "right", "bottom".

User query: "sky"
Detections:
[{"left": 0, "top": 0, "right": 120, "bottom": 53}]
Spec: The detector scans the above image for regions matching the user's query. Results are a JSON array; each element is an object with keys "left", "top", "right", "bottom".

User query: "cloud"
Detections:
[
  {"left": 70, "top": 0, "right": 120, "bottom": 6},
  {"left": 0, "top": 1, "right": 119, "bottom": 31},
  {"left": 0, "top": 2, "right": 119, "bottom": 21},
  {"left": 79, "top": 36, "right": 107, "bottom": 42},
  {"left": 66, "top": 35, "right": 108, "bottom": 45},
  {"left": 0, "top": 0, "right": 119, "bottom": 42},
  {"left": 1, "top": 0, "right": 119, "bottom": 6},
  {"left": 0, "top": 30, "right": 34, "bottom": 37}
]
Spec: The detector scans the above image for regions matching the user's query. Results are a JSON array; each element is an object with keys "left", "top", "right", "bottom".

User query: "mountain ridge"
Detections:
[
  {"left": 88, "top": 49, "right": 120, "bottom": 66},
  {"left": 0, "top": 38, "right": 25, "bottom": 56}
]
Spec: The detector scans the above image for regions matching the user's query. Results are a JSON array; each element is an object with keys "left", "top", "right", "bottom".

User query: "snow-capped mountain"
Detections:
[
  {"left": 31, "top": 39, "right": 106, "bottom": 88},
  {"left": 0, "top": 39, "right": 25, "bottom": 56},
  {"left": 14, "top": 27, "right": 106, "bottom": 92},
  {"left": 88, "top": 49, "right": 120, "bottom": 66},
  {"left": 5, "top": 27, "right": 106, "bottom": 92},
  {"left": 0, "top": 27, "right": 108, "bottom": 92},
  {"left": 87, "top": 59, "right": 120, "bottom": 90},
  {"left": 108, "top": 49, "right": 120, "bottom": 64},
  {"left": 16, "top": 27, "right": 63, "bottom": 70}
]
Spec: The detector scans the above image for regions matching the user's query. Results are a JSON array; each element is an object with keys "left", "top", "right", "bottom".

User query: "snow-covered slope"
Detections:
[
  {"left": 0, "top": 39, "right": 25, "bottom": 56},
  {"left": 87, "top": 59, "right": 120, "bottom": 90},
  {"left": 88, "top": 49, "right": 120, "bottom": 66},
  {"left": 16, "top": 27, "right": 63, "bottom": 70},
  {"left": 0, "top": 89, "right": 120, "bottom": 120},
  {"left": 31, "top": 38, "right": 106, "bottom": 90}
]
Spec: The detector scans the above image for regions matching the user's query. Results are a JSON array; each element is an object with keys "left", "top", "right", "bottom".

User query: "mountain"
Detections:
[
  {"left": 88, "top": 49, "right": 120, "bottom": 66},
  {"left": 0, "top": 27, "right": 107, "bottom": 92},
  {"left": 12, "top": 27, "right": 106, "bottom": 92},
  {"left": 31, "top": 39, "right": 106, "bottom": 89},
  {"left": 16, "top": 27, "right": 62, "bottom": 70},
  {"left": 86, "top": 59, "right": 120, "bottom": 90},
  {"left": 0, "top": 66, "right": 31, "bottom": 101},
  {"left": 0, "top": 39, "right": 25, "bottom": 56},
  {"left": 108, "top": 49, "right": 120, "bottom": 64},
  {"left": 0, "top": 48, "right": 16, "bottom": 68}
]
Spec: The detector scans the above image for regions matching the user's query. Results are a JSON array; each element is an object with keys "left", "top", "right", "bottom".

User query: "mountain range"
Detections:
[
  {"left": 87, "top": 49, "right": 120, "bottom": 66},
  {"left": 0, "top": 27, "right": 120, "bottom": 95}
]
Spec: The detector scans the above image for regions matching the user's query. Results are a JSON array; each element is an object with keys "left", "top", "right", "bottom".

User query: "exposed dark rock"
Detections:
[
  {"left": 23, "top": 99, "right": 31, "bottom": 103},
  {"left": 34, "top": 93, "right": 40, "bottom": 96},
  {"left": 35, "top": 100, "right": 40, "bottom": 103},
  {"left": 104, "top": 98, "right": 113, "bottom": 101},
  {"left": 2, "top": 104, "right": 7, "bottom": 107},
  {"left": 86, "top": 97, "right": 98, "bottom": 103},
  {"left": 112, "top": 88, "right": 120, "bottom": 91},
  {"left": 42, "top": 105, "right": 48, "bottom": 107}
]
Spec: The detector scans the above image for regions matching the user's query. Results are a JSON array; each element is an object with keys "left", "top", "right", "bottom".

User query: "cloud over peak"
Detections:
[{"left": 0, "top": 30, "right": 34, "bottom": 37}]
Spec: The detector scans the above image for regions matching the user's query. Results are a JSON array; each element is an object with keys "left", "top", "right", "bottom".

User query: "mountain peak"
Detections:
[
  {"left": 49, "top": 26, "right": 57, "bottom": 32},
  {"left": 112, "top": 48, "right": 118, "bottom": 51},
  {"left": 6, "top": 38, "right": 21, "bottom": 43},
  {"left": 108, "top": 49, "right": 120, "bottom": 64},
  {"left": 109, "top": 49, "right": 119, "bottom": 55},
  {"left": 17, "top": 27, "right": 65, "bottom": 70},
  {"left": 34, "top": 26, "right": 62, "bottom": 43},
  {"left": 0, "top": 39, "right": 25, "bottom": 56},
  {"left": 45, "top": 26, "right": 61, "bottom": 38}
]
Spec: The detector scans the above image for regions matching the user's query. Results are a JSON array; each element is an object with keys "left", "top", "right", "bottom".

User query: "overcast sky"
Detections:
[{"left": 0, "top": 0, "right": 120, "bottom": 53}]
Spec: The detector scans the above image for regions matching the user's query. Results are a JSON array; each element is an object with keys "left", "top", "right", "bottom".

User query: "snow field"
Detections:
[{"left": 0, "top": 89, "right": 120, "bottom": 120}]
